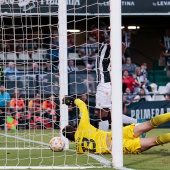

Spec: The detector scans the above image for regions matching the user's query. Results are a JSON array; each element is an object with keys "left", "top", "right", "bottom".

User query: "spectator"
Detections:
[
  {"left": 122, "top": 69, "right": 136, "bottom": 93},
  {"left": 0, "top": 85, "right": 10, "bottom": 129},
  {"left": 83, "top": 64, "right": 96, "bottom": 93},
  {"left": 46, "top": 34, "right": 59, "bottom": 68},
  {"left": 78, "top": 36, "right": 98, "bottom": 65},
  {"left": 122, "top": 57, "right": 136, "bottom": 76},
  {"left": 44, "top": 62, "right": 58, "bottom": 73},
  {"left": 27, "top": 35, "right": 38, "bottom": 51},
  {"left": 122, "top": 42, "right": 126, "bottom": 64},
  {"left": 3, "top": 62, "right": 19, "bottom": 80},
  {"left": 122, "top": 25, "right": 137, "bottom": 58},
  {"left": 160, "top": 28, "right": 170, "bottom": 66},
  {"left": 123, "top": 87, "right": 137, "bottom": 103},
  {"left": 26, "top": 35, "right": 38, "bottom": 59},
  {"left": 42, "top": 95, "right": 57, "bottom": 123},
  {"left": 122, "top": 102, "right": 131, "bottom": 115},
  {"left": 3, "top": 37, "right": 11, "bottom": 53},
  {"left": 42, "top": 73, "right": 59, "bottom": 85},
  {"left": 10, "top": 89, "right": 26, "bottom": 129},
  {"left": 15, "top": 38, "right": 24, "bottom": 52},
  {"left": 29, "top": 62, "right": 43, "bottom": 93},
  {"left": 67, "top": 60, "right": 78, "bottom": 72},
  {"left": 67, "top": 32, "right": 75, "bottom": 53},
  {"left": 41, "top": 73, "right": 59, "bottom": 95},
  {"left": 52, "top": 26, "right": 58, "bottom": 36},
  {"left": 134, "top": 67, "right": 149, "bottom": 94},
  {"left": 160, "top": 28, "right": 170, "bottom": 51},
  {"left": 141, "top": 62, "right": 150, "bottom": 85},
  {"left": 28, "top": 93, "right": 43, "bottom": 124},
  {"left": 29, "top": 62, "right": 42, "bottom": 74},
  {"left": 166, "top": 82, "right": 170, "bottom": 94},
  {"left": 134, "top": 88, "right": 152, "bottom": 102},
  {"left": 165, "top": 93, "right": 170, "bottom": 100}
]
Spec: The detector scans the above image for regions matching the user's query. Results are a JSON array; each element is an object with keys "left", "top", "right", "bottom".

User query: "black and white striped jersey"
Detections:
[{"left": 96, "top": 42, "right": 111, "bottom": 83}]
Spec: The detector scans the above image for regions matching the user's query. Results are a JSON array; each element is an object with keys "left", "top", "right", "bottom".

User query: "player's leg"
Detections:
[
  {"left": 96, "top": 83, "right": 110, "bottom": 131},
  {"left": 140, "top": 133, "right": 170, "bottom": 152},
  {"left": 140, "top": 137, "right": 157, "bottom": 152},
  {"left": 134, "top": 112, "right": 170, "bottom": 137},
  {"left": 134, "top": 121, "right": 153, "bottom": 137},
  {"left": 98, "top": 108, "right": 109, "bottom": 132}
]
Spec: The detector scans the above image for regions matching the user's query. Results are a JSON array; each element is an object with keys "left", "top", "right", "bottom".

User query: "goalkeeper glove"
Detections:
[{"left": 62, "top": 96, "right": 75, "bottom": 105}]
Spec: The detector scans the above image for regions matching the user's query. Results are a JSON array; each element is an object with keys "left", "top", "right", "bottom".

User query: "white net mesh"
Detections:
[{"left": 0, "top": 0, "right": 111, "bottom": 169}]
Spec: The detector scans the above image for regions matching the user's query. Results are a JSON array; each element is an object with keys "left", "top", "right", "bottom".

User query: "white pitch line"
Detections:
[
  {"left": 0, "top": 133, "right": 111, "bottom": 167},
  {"left": 0, "top": 133, "right": 49, "bottom": 146}
]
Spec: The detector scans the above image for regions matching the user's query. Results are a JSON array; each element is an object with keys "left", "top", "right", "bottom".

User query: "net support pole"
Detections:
[
  {"left": 110, "top": 0, "right": 123, "bottom": 168},
  {"left": 58, "top": 0, "right": 69, "bottom": 149}
]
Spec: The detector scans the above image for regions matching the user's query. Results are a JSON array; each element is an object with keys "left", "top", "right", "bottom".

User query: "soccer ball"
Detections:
[{"left": 49, "top": 137, "right": 65, "bottom": 152}]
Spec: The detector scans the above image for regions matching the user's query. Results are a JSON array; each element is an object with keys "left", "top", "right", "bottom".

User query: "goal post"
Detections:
[
  {"left": 110, "top": 0, "right": 123, "bottom": 168},
  {"left": 58, "top": 0, "right": 69, "bottom": 149}
]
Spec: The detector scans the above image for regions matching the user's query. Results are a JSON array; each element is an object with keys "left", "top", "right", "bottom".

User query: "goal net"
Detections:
[{"left": 0, "top": 0, "right": 113, "bottom": 169}]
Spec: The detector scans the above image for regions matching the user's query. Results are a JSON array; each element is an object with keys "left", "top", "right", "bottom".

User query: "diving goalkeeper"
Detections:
[{"left": 62, "top": 96, "right": 170, "bottom": 154}]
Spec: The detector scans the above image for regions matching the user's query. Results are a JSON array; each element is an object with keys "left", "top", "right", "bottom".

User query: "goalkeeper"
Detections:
[{"left": 62, "top": 96, "right": 170, "bottom": 154}]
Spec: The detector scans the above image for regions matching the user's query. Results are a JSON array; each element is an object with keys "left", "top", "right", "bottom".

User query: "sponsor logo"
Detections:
[
  {"left": 40, "top": 0, "right": 81, "bottom": 5},
  {"left": 153, "top": 1, "right": 170, "bottom": 6},
  {"left": 0, "top": 0, "right": 81, "bottom": 12},
  {"left": 122, "top": 1, "right": 135, "bottom": 6},
  {"left": 99, "top": 1, "right": 135, "bottom": 6},
  {"left": 130, "top": 108, "right": 170, "bottom": 119}
]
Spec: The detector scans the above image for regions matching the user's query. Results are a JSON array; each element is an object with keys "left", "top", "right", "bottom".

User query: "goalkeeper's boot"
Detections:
[{"left": 137, "top": 119, "right": 146, "bottom": 138}]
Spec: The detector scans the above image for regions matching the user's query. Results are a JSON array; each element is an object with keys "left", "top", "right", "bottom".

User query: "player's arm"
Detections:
[{"left": 63, "top": 96, "right": 89, "bottom": 124}]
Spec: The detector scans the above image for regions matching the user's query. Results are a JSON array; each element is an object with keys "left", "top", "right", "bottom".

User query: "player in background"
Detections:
[
  {"left": 90, "top": 22, "right": 137, "bottom": 131},
  {"left": 28, "top": 93, "right": 43, "bottom": 124},
  {"left": 10, "top": 89, "right": 26, "bottom": 127},
  {"left": 62, "top": 96, "right": 170, "bottom": 154},
  {"left": 42, "top": 95, "right": 57, "bottom": 123}
]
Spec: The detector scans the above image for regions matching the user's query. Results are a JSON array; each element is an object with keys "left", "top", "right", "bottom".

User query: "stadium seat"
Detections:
[
  {"left": 145, "top": 95, "right": 153, "bottom": 101},
  {"left": 37, "top": 48, "right": 47, "bottom": 58},
  {"left": 19, "top": 75, "right": 36, "bottom": 94},
  {"left": 152, "top": 94, "right": 165, "bottom": 101},
  {"left": 32, "top": 53, "right": 43, "bottom": 60},
  {"left": 150, "top": 83, "right": 158, "bottom": 93},
  {"left": 68, "top": 53, "right": 80, "bottom": 60},
  {"left": 19, "top": 53, "right": 30, "bottom": 60},
  {"left": 6, "top": 53, "right": 17, "bottom": 60},
  {"left": 41, "top": 74, "right": 59, "bottom": 95},
  {"left": 0, "top": 53, "right": 4, "bottom": 60},
  {"left": 158, "top": 86, "right": 166, "bottom": 94}
]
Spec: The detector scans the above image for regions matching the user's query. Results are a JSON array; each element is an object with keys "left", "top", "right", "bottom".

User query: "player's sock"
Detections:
[
  {"left": 156, "top": 133, "right": 170, "bottom": 145},
  {"left": 99, "top": 117, "right": 109, "bottom": 131},
  {"left": 150, "top": 113, "right": 170, "bottom": 127}
]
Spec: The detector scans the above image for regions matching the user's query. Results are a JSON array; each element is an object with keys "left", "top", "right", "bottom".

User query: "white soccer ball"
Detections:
[{"left": 49, "top": 137, "right": 65, "bottom": 152}]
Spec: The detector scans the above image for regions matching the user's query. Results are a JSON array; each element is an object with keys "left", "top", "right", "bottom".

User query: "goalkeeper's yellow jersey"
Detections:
[{"left": 74, "top": 99, "right": 111, "bottom": 154}]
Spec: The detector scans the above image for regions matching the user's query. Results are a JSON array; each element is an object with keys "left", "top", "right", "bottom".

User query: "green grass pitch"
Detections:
[{"left": 0, "top": 129, "right": 170, "bottom": 170}]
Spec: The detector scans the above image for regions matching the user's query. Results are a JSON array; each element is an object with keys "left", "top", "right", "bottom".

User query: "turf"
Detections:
[{"left": 0, "top": 129, "right": 170, "bottom": 169}]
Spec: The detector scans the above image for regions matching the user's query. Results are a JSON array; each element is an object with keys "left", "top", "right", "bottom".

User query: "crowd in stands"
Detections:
[
  {"left": 1, "top": 25, "right": 170, "bottom": 130},
  {"left": 0, "top": 84, "right": 60, "bottom": 130}
]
